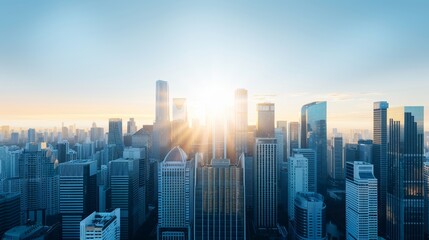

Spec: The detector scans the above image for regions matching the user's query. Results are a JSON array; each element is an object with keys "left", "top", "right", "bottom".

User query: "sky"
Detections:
[{"left": 1, "top": 0, "right": 429, "bottom": 131}]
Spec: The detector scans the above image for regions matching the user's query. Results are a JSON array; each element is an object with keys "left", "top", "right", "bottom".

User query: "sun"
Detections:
[{"left": 189, "top": 82, "right": 234, "bottom": 125}]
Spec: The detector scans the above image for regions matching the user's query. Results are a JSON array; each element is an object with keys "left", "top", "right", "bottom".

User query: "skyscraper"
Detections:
[
  {"left": 108, "top": 118, "right": 124, "bottom": 159},
  {"left": 288, "top": 154, "right": 309, "bottom": 220},
  {"left": 109, "top": 158, "right": 140, "bottom": 240},
  {"left": 27, "top": 128, "right": 36, "bottom": 143},
  {"left": 301, "top": 101, "right": 327, "bottom": 192},
  {"left": 424, "top": 162, "right": 429, "bottom": 239},
  {"left": 59, "top": 160, "right": 97, "bottom": 240},
  {"left": 373, "top": 101, "right": 388, "bottom": 236},
  {"left": 235, "top": 89, "right": 248, "bottom": 161},
  {"left": 0, "top": 192, "right": 21, "bottom": 237},
  {"left": 293, "top": 148, "right": 317, "bottom": 193},
  {"left": 172, "top": 98, "right": 190, "bottom": 152},
  {"left": 330, "top": 136, "right": 344, "bottom": 181},
  {"left": 277, "top": 121, "right": 288, "bottom": 160},
  {"left": 194, "top": 156, "right": 246, "bottom": 239},
  {"left": 80, "top": 208, "right": 121, "bottom": 240},
  {"left": 57, "top": 140, "right": 69, "bottom": 163},
  {"left": 253, "top": 138, "right": 277, "bottom": 231},
  {"left": 386, "top": 106, "right": 424, "bottom": 239},
  {"left": 156, "top": 80, "right": 170, "bottom": 123},
  {"left": 154, "top": 80, "right": 171, "bottom": 160},
  {"left": 289, "top": 122, "right": 300, "bottom": 156},
  {"left": 19, "top": 143, "right": 59, "bottom": 225},
  {"left": 127, "top": 118, "right": 137, "bottom": 135},
  {"left": 256, "top": 103, "right": 275, "bottom": 138},
  {"left": 346, "top": 161, "right": 378, "bottom": 240},
  {"left": 293, "top": 192, "right": 326, "bottom": 240},
  {"left": 158, "top": 147, "right": 193, "bottom": 239}
]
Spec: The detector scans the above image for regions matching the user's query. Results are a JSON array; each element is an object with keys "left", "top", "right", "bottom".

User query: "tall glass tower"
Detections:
[
  {"left": 108, "top": 118, "right": 123, "bottom": 159},
  {"left": 234, "top": 89, "right": 248, "bottom": 162},
  {"left": 301, "top": 101, "right": 327, "bottom": 192},
  {"left": 386, "top": 106, "right": 424, "bottom": 239},
  {"left": 373, "top": 101, "right": 388, "bottom": 236},
  {"left": 154, "top": 80, "right": 171, "bottom": 160}
]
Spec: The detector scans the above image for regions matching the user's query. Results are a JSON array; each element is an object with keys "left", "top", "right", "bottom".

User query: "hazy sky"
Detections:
[{"left": 1, "top": 0, "right": 429, "bottom": 131}]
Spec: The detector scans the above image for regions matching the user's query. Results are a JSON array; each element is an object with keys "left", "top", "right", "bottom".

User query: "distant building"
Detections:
[
  {"left": 346, "top": 161, "right": 378, "bottom": 239},
  {"left": 80, "top": 208, "right": 121, "bottom": 240},
  {"left": 234, "top": 89, "right": 248, "bottom": 161},
  {"left": 27, "top": 128, "right": 36, "bottom": 143},
  {"left": 289, "top": 122, "right": 300, "bottom": 156},
  {"left": 256, "top": 103, "right": 275, "bottom": 138},
  {"left": 127, "top": 118, "right": 137, "bottom": 135},
  {"left": 108, "top": 118, "right": 124, "bottom": 159}
]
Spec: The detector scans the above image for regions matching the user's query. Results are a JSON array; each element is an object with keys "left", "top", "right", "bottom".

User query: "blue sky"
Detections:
[{"left": 0, "top": 1, "right": 428, "bottom": 130}]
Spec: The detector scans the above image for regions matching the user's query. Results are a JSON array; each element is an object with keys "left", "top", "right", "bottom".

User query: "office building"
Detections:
[
  {"left": 301, "top": 101, "right": 327, "bottom": 192},
  {"left": 293, "top": 192, "right": 326, "bottom": 240},
  {"left": 27, "top": 128, "right": 36, "bottom": 143},
  {"left": 194, "top": 156, "right": 246, "bottom": 239},
  {"left": 108, "top": 118, "right": 124, "bottom": 159},
  {"left": 253, "top": 138, "right": 277, "bottom": 231},
  {"left": 293, "top": 148, "right": 317, "bottom": 193},
  {"left": 289, "top": 122, "right": 300, "bottom": 156},
  {"left": 386, "top": 106, "right": 424, "bottom": 239},
  {"left": 158, "top": 147, "right": 194, "bottom": 239},
  {"left": 235, "top": 89, "right": 248, "bottom": 162},
  {"left": 153, "top": 80, "right": 171, "bottom": 161},
  {"left": 373, "top": 101, "right": 388, "bottom": 236},
  {"left": 80, "top": 209, "right": 121, "bottom": 240},
  {"left": 109, "top": 158, "right": 140, "bottom": 240},
  {"left": 59, "top": 160, "right": 97, "bottom": 240},
  {"left": 127, "top": 118, "right": 137, "bottom": 135},
  {"left": 277, "top": 121, "right": 288, "bottom": 160},
  {"left": 256, "top": 103, "right": 275, "bottom": 138},
  {"left": 346, "top": 161, "right": 378, "bottom": 239},
  {"left": 288, "top": 154, "right": 309, "bottom": 220},
  {"left": 0, "top": 192, "right": 21, "bottom": 237},
  {"left": 330, "top": 136, "right": 344, "bottom": 181}
]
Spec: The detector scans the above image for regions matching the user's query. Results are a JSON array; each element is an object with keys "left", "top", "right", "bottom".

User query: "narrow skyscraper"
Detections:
[
  {"left": 386, "top": 106, "right": 424, "bottom": 239},
  {"left": 346, "top": 161, "right": 378, "bottom": 240},
  {"left": 293, "top": 192, "right": 326, "bottom": 240},
  {"left": 108, "top": 118, "right": 124, "bottom": 159},
  {"left": 234, "top": 89, "right": 248, "bottom": 161},
  {"left": 153, "top": 80, "right": 171, "bottom": 160},
  {"left": 293, "top": 148, "right": 317, "bottom": 193},
  {"left": 289, "top": 122, "right": 300, "bottom": 156},
  {"left": 253, "top": 138, "right": 277, "bottom": 232},
  {"left": 373, "top": 101, "right": 388, "bottom": 236},
  {"left": 301, "top": 101, "right": 327, "bottom": 192}
]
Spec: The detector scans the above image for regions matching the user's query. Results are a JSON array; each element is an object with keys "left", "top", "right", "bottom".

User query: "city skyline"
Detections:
[{"left": 1, "top": 1, "right": 429, "bottom": 130}]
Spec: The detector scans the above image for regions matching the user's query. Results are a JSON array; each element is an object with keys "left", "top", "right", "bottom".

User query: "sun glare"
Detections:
[{"left": 190, "top": 82, "right": 234, "bottom": 124}]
